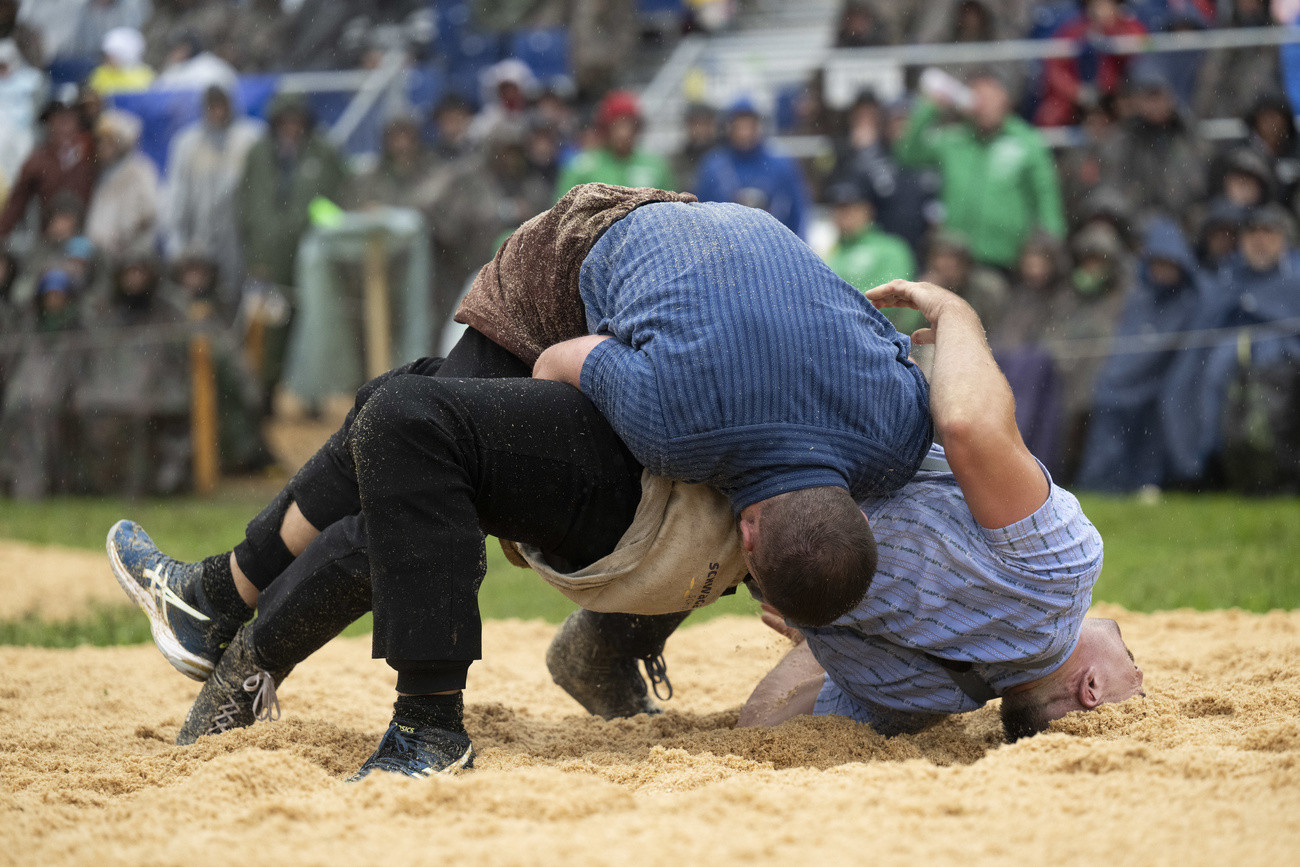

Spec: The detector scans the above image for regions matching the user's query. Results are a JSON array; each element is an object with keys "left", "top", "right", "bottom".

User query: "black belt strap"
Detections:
[{"left": 924, "top": 654, "right": 998, "bottom": 703}]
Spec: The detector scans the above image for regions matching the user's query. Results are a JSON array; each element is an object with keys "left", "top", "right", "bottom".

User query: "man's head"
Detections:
[
  {"left": 828, "top": 180, "right": 875, "bottom": 239},
  {"left": 95, "top": 109, "right": 141, "bottom": 165},
  {"left": 1130, "top": 67, "right": 1177, "bottom": 126},
  {"left": 1240, "top": 204, "right": 1292, "bottom": 271},
  {"left": 965, "top": 70, "right": 1010, "bottom": 134},
  {"left": 926, "top": 231, "right": 973, "bottom": 291},
  {"left": 595, "top": 90, "right": 642, "bottom": 159},
  {"left": 1000, "top": 617, "right": 1145, "bottom": 742},
  {"left": 432, "top": 94, "right": 473, "bottom": 146},
  {"left": 738, "top": 487, "right": 877, "bottom": 628},
  {"left": 726, "top": 97, "right": 764, "bottom": 152},
  {"left": 202, "top": 85, "right": 232, "bottom": 129}
]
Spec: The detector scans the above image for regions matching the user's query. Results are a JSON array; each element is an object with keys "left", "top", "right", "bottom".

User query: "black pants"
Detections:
[{"left": 238, "top": 329, "right": 662, "bottom": 693}]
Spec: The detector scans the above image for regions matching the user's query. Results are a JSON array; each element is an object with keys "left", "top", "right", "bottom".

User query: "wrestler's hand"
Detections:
[
  {"left": 532, "top": 335, "right": 612, "bottom": 387},
  {"left": 865, "top": 279, "right": 971, "bottom": 346},
  {"left": 760, "top": 603, "right": 805, "bottom": 645}
]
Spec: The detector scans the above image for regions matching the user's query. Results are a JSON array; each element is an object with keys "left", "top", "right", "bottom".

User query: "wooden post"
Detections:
[
  {"left": 190, "top": 334, "right": 220, "bottom": 495},
  {"left": 363, "top": 232, "right": 392, "bottom": 380}
]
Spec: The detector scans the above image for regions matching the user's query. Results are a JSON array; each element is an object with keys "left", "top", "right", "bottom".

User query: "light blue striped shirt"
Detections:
[{"left": 801, "top": 445, "right": 1103, "bottom": 735}]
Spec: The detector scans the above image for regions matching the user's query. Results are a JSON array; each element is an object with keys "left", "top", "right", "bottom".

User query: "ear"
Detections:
[
  {"left": 1077, "top": 666, "right": 1104, "bottom": 710},
  {"left": 739, "top": 513, "right": 758, "bottom": 553}
]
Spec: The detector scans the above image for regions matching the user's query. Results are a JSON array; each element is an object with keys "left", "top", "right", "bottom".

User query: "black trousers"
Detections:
[{"left": 238, "top": 329, "right": 663, "bottom": 693}]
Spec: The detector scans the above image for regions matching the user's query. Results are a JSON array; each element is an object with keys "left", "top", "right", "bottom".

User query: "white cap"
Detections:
[{"left": 102, "top": 27, "right": 146, "bottom": 67}]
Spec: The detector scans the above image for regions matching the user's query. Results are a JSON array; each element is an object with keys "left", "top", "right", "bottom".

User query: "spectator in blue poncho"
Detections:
[
  {"left": 1161, "top": 204, "right": 1300, "bottom": 486},
  {"left": 694, "top": 96, "right": 810, "bottom": 239},
  {"left": 1075, "top": 218, "right": 1214, "bottom": 492}
]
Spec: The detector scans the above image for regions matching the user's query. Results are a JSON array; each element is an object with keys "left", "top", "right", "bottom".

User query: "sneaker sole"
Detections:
[{"left": 106, "top": 521, "right": 214, "bottom": 682}]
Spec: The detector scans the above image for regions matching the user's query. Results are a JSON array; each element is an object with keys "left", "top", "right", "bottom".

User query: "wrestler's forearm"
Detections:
[
  {"left": 532, "top": 334, "right": 612, "bottom": 387},
  {"left": 866, "top": 280, "right": 1046, "bottom": 527}
]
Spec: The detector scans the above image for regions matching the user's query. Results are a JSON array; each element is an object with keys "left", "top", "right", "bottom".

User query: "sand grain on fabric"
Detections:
[{"left": 2, "top": 608, "right": 1299, "bottom": 866}]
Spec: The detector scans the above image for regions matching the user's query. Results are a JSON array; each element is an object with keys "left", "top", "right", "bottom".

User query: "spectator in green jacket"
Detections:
[
  {"left": 555, "top": 90, "right": 676, "bottom": 198},
  {"left": 823, "top": 178, "right": 917, "bottom": 333},
  {"left": 237, "top": 93, "right": 348, "bottom": 292},
  {"left": 896, "top": 68, "right": 1066, "bottom": 270},
  {"left": 236, "top": 92, "right": 348, "bottom": 407}
]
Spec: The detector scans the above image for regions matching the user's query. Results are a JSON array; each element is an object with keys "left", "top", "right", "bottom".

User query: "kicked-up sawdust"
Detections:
[{"left": 2, "top": 604, "right": 1299, "bottom": 866}]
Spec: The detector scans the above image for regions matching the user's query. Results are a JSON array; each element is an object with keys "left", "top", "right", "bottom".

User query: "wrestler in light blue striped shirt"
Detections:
[{"left": 800, "top": 444, "right": 1103, "bottom": 735}]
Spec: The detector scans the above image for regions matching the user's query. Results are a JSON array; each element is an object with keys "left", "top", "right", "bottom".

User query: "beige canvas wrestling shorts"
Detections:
[{"left": 500, "top": 471, "right": 747, "bottom": 614}]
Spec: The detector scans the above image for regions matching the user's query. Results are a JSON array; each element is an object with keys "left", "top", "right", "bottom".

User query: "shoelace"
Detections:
[
  {"left": 642, "top": 653, "right": 673, "bottom": 701},
  {"left": 243, "top": 670, "right": 281, "bottom": 722},
  {"left": 208, "top": 700, "right": 239, "bottom": 736},
  {"left": 378, "top": 725, "right": 437, "bottom": 776}
]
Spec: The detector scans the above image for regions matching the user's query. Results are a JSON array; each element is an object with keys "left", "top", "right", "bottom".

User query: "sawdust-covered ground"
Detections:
[{"left": 3, "top": 594, "right": 1299, "bottom": 866}]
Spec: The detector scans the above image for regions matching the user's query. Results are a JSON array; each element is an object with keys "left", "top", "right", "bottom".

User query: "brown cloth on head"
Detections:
[{"left": 454, "top": 183, "right": 697, "bottom": 367}]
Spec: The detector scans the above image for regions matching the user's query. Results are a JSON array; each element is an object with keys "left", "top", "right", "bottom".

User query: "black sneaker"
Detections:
[
  {"left": 176, "top": 623, "right": 293, "bottom": 745},
  {"left": 106, "top": 520, "right": 242, "bottom": 681},
  {"left": 348, "top": 723, "right": 475, "bottom": 781},
  {"left": 546, "top": 610, "right": 665, "bottom": 720}
]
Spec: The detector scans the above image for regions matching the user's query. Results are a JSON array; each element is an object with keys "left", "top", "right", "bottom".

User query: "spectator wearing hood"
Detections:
[
  {"left": 1194, "top": 198, "right": 1245, "bottom": 274},
  {"left": 1050, "top": 221, "right": 1132, "bottom": 481},
  {"left": 556, "top": 90, "right": 675, "bottom": 198},
  {"left": 988, "top": 231, "right": 1073, "bottom": 467},
  {"left": 1210, "top": 146, "right": 1277, "bottom": 211},
  {"left": 830, "top": 90, "right": 936, "bottom": 259},
  {"left": 88, "top": 27, "right": 155, "bottom": 95},
  {"left": 1240, "top": 92, "right": 1300, "bottom": 207},
  {"left": 1099, "top": 66, "right": 1209, "bottom": 222},
  {"left": 468, "top": 59, "right": 536, "bottom": 145},
  {"left": 1057, "top": 93, "right": 1122, "bottom": 225},
  {"left": 823, "top": 178, "right": 915, "bottom": 327},
  {"left": 0, "top": 266, "right": 85, "bottom": 498},
  {"left": 694, "top": 96, "right": 810, "bottom": 238},
  {"left": 896, "top": 67, "right": 1065, "bottom": 269},
  {"left": 152, "top": 30, "right": 239, "bottom": 93},
  {"left": 345, "top": 114, "right": 439, "bottom": 211},
  {"left": 76, "top": 255, "right": 193, "bottom": 496},
  {"left": 921, "top": 228, "right": 1011, "bottom": 333},
  {"left": 237, "top": 92, "right": 346, "bottom": 403},
  {"left": 84, "top": 108, "right": 159, "bottom": 259},
  {"left": 1194, "top": 0, "right": 1284, "bottom": 121},
  {"left": 0, "top": 100, "right": 96, "bottom": 242},
  {"left": 1162, "top": 203, "right": 1300, "bottom": 486},
  {"left": 237, "top": 92, "right": 348, "bottom": 291},
  {"left": 1036, "top": 0, "right": 1147, "bottom": 128},
  {"left": 835, "top": 0, "right": 893, "bottom": 47},
  {"left": 164, "top": 85, "right": 262, "bottom": 302},
  {"left": 0, "top": 37, "right": 46, "bottom": 191},
  {"left": 430, "top": 94, "right": 476, "bottom": 163},
  {"left": 9, "top": 193, "right": 85, "bottom": 308},
  {"left": 1075, "top": 218, "right": 1214, "bottom": 492},
  {"left": 673, "top": 103, "right": 718, "bottom": 195},
  {"left": 426, "top": 121, "right": 553, "bottom": 330}
]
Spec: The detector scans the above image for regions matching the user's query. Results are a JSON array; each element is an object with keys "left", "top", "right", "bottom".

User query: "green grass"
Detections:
[
  {"left": 0, "top": 492, "right": 1293, "bottom": 648},
  {"left": 0, "top": 494, "right": 757, "bottom": 647}
]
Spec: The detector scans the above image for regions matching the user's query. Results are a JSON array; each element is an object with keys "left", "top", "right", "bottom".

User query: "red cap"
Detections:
[{"left": 595, "top": 90, "right": 641, "bottom": 130}]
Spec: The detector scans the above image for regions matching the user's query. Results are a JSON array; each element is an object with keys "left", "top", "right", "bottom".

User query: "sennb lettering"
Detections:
[{"left": 692, "top": 562, "right": 721, "bottom": 609}]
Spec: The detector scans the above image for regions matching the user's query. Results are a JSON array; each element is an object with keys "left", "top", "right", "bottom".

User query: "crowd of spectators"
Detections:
[{"left": 0, "top": 0, "right": 1297, "bottom": 499}]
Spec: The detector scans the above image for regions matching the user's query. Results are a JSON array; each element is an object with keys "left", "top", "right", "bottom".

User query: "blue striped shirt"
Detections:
[
  {"left": 802, "top": 445, "right": 1103, "bottom": 734},
  {"left": 578, "top": 201, "right": 932, "bottom": 512}
]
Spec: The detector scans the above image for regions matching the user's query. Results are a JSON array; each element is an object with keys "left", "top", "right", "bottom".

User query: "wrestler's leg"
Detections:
[{"left": 348, "top": 375, "right": 643, "bottom": 777}]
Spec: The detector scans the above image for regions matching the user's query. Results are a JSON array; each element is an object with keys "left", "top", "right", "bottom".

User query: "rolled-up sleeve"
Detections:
[{"left": 580, "top": 337, "right": 670, "bottom": 473}]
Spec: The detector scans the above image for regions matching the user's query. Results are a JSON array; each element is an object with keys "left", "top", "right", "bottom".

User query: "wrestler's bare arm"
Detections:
[
  {"left": 531, "top": 334, "right": 612, "bottom": 387},
  {"left": 865, "top": 280, "right": 1048, "bottom": 529},
  {"left": 737, "top": 604, "right": 824, "bottom": 727}
]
